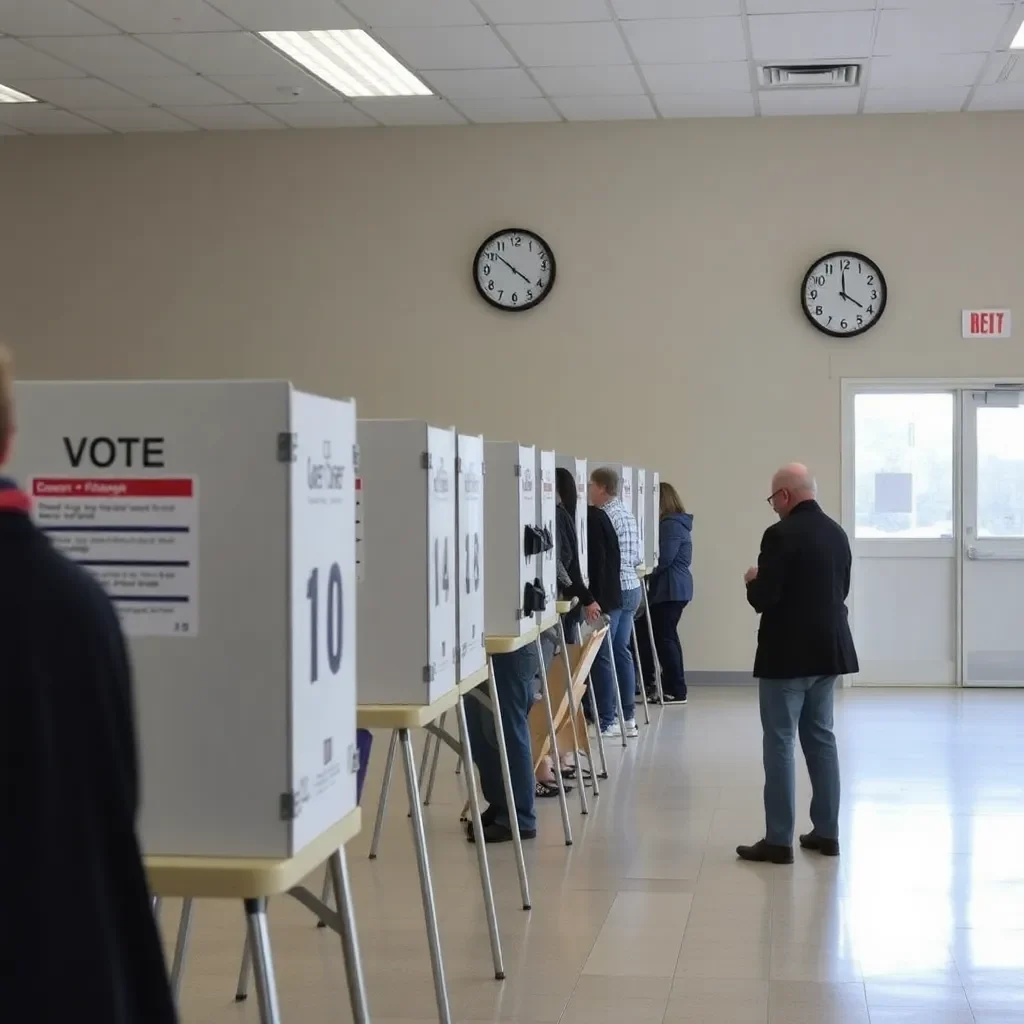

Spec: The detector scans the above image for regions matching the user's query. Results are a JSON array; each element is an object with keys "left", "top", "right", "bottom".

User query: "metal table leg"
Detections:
[
  {"left": 556, "top": 618, "right": 589, "bottom": 815},
  {"left": 151, "top": 895, "right": 162, "bottom": 917},
  {"left": 234, "top": 932, "right": 252, "bottom": 1002},
  {"left": 327, "top": 847, "right": 371, "bottom": 1023},
  {"left": 169, "top": 897, "right": 194, "bottom": 1003},
  {"left": 605, "top": 630, "right": 628, "bottom": 746},
  {"left": 641, "top": 580, "right": 665, "bottom": 705},
  {"left": 536, "top": 635, "right": 573, "bottom": 846},
  {"left": 369, "top": 729, "right": 399, "bottom": 860},
  {"left": 399, "top": 727, "right": 453, "bottom": 1023},
  {"left": 631, "top": 623, "right": 651, "bottom": 725},
  {"left": 575, "top": 621, "right": 606, "bottom": 789},
  {"left": 486, "top": 654, "right": 532, "bottom": 910},
  {"left": 456, "top": 693, "right": 505, "bottom": 979},
  {"left": 244, "top": 898, "right": 283, "bottom": 1024},
  {"left": 423, "top": 711, "right": 445, "bottom": 805}
]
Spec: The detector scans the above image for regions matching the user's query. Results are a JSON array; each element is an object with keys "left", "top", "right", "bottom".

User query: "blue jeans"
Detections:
[
  {"left": 759, "top": 676, "right": 841, "bottom": 847},
  {"left": 465, "top": 645, "right": 539, "bottom": 832},
  {"left": 591, "top": 585, "right": 642, "bottom": 729}
]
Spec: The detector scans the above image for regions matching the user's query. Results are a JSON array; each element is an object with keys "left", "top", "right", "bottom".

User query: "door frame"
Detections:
[{"left": 840, "top": 376, "right": 1024, "bottom": 687}]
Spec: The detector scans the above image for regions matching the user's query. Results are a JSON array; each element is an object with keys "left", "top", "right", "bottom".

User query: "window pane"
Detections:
[
  {"left": 977, "top": 405, "right": 1024, "bottom": 538},
  {"left": 854, "top": 393, "right": 954, "bottom": 539}
]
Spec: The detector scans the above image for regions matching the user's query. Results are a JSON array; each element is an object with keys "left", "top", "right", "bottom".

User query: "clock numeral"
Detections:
[
  {"left": 867, "top": 305, "right": 874, "bottom": 315},
  {"left": 857, "top": 316, "right": 864, "bottom": 327},
  {"left": 536, "top": 278, "right": 544, "bottom": 287},
  {"left": 511, "top": 292, "right": 518, "bottom": 304},
  {"left": 840, "top": 319, "right": 849, "bottom": 330},
  {"left": 809, "top": 289, "right": 818, "bottom": 300},
  {"left": 482, "top": 264, "right": 490, "bottom": 277},
  {"left": 840, "top": 259, "right": 851, "bottom": 271},
  {"left": 498, "top": 290, "right": 504, "bottom": 301},
  {"left": 527, "top": 289, "right": 534, "bottom": 301},
  {"left": 487, "top": 280, "right": 494, "bottom": 292},
  {"left": 815, "top": 306, "right": 823, "bottom": 317},
  {"left": 486, "top": 252, "right": 497, "bottom": 262},
  {"left": 811, "top": 275, "right": 825, "bottom": 287},
  {"left": 540, "top": 260, "right": 549, "bottom": 271},
  {"left": 496, "top": 240, "right": 506, "bottom": 252},
  {"left": 528, "top": 240, "right": 533, "bottom": 252},
  {"left": 827, "top": 316, "right": 833, "bottom": 326},
  {"left": 511, "top": 235, "right": 522, "bottom": 247},
  {"left": 867, "top": 275, "right": 874, "bottom": 285},
  {"left": 825, "top": 263, "right": 835, "bottom": 276},
  {"left": 858, "top": 262, "right": 863, "bottom": 273},
  {"left": 871, "top": 290, "right": 878, "bottom": 300}
]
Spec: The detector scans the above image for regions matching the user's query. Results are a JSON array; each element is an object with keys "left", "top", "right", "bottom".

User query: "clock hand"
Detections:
[
  {"left": 844, "top": 293, "right": 864, "bottom": 309},
  {"left": 497, "top": 255, "right": 530, "bottom": 284}
]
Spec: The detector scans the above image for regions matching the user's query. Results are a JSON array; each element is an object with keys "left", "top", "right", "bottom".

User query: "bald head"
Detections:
[{"left": 768, "top": 462, "right": 816, "bottom": 518}]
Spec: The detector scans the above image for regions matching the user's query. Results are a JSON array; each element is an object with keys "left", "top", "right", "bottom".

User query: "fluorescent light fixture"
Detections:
[
  {"left": 259, "top": 29, "right": 431, "bottom": 98},
  {"left": 0, "top": 83, "right": 37, "bottom": 103},
  {"left": 1012, "top": 20, "right": 1024, "bottom": 49}
]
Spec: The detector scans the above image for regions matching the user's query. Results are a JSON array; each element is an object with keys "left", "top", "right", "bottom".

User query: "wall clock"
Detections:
[
  {"left": 473, "top": 228, "right": 555, "bottom": 312},
  {"left": 801, "top": 251, "right": 887, "bottom": 338}
]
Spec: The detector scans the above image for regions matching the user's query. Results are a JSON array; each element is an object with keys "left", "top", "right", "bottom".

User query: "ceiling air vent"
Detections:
[{"left": 760, "top": 64, "right": 861, "bottom": 89}]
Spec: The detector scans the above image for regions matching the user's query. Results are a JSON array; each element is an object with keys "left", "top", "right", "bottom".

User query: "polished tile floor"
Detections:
[{"left": 166, "top": 687, "right": 1024, "bottom": 1023}]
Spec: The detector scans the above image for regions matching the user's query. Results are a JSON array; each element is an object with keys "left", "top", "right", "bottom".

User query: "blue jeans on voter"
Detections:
[
  {"left": 465, "top": 644, "right": 539, "bottom": 833},
  {"left": 591, "top": 585, "right": 641, "bottom": 730},
  {"left": 759, "top": 675, "right": 841, "bottom": 847}
]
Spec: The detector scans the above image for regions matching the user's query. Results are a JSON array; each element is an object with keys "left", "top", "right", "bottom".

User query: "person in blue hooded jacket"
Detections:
[{"left": 639, "top": 481, "right": 694, "bottom": 704}]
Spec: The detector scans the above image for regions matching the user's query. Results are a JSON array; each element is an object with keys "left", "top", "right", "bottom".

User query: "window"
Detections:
[
  {"left": 976, "top": 404, "right": 1024, "bottom": 539},
  {"left": 854, "top": 393, "right": 954, "bottom": 539}
]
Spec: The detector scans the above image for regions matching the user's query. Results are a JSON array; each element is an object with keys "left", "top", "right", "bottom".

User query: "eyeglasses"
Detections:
[{"left": 766, "top": 489, "right": 784, "bottom": 506}]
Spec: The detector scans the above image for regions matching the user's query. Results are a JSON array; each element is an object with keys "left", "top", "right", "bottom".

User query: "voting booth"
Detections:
[
  {"left": 644, "top": 470, "right": 661, "bottom": 568},
  {"left": 358, "top": 420, "right": 457, "bottom": 706},
  {"left": 535, "top": 449, "right": 557, "bottom": 615},
  {"left": 456, "top": 433, "right": 486, "bottom": 682},
  {"left": 635, "top": 468, "right": 648, "bottom": 568},
  {"left": 484, "top": 441, "right": 546, "bottom": 638},
  {"left": 556, "top": 454, "right": 588, "bottom": 586},
  {"left": 11, "top": 380, "right": 358, "bottom": 859}
]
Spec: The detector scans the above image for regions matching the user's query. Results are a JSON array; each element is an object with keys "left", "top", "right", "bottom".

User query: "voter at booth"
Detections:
[
  {"left": 584, "top": 498, "right": 622, "bottom": 729},
  {"left": 465, "top": 643, "right": 541, "bottom": 844},
  {"left": 0, "top": 347, "right": 177, "bottom": 1024}
]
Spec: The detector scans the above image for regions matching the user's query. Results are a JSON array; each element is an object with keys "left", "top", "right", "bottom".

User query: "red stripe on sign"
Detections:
[
  {"left": 32, "top": 478, "right": 194, "bottom": 498},
  {"left": 356, "top": 477, "right": 362, "bottom": 490}
]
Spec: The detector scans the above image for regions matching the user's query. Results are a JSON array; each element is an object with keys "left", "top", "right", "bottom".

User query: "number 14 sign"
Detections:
[{"left": 290, "top": 390, "right": 358, "bottom": 850}]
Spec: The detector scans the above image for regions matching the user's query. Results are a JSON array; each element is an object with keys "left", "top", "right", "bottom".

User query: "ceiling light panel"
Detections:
[
  {"left": 260, "top": 29, "right": 431, "bottom": 97},
  {"left": 0, "top": 82, "right": 36, "bottom": 103}
]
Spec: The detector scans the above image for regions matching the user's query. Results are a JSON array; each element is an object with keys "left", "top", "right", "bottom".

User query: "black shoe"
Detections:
[
  {"left": 736, "top": 839, "right": 794, "bottom": 864},
  {"left": 480, "top": 805, "right": 498, "bottom": 828},
  {"left": 799, "top": 832, "right": 840, "bottom": 857},
  {"left": 466, "top": 821, "right": 537, "bottom": 844}
]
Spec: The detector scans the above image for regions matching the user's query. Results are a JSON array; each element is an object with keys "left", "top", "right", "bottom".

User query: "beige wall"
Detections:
[{"left": 2, "top": 112, "right": 1023, "bottom": 672}]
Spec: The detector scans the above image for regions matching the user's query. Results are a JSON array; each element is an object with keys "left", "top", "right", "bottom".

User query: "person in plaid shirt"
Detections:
[{"left": 588, "top": 466, "right": 642, "bottom": 738}]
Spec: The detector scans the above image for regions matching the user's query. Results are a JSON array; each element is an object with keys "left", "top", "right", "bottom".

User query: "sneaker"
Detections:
[
  {"left": 625, "top": 719, "right": 640, "bottom": 738},
  {"left": 799, "top": 832, "right": 840, "bottom": 857},
  {"left": 466, "top": 820, "right": 536, "bottom": 844},
  {"left": 736, "top": 839, "right": 794, "bottom": 865},
  {"left": 601, "top": 722, "right": 622, "bottom": 738}
]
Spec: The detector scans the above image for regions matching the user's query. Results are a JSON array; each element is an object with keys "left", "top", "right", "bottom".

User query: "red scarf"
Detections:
[{"left": 0, "top": 482, "right": 31, "bottom": 516}]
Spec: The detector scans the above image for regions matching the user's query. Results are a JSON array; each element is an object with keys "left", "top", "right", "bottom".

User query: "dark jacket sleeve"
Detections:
[
  {"left": 557, "top": 505, "right": 594, "bottom": 606},
  {"left": 587, "top": 508, "right": 610, "bottom": 605},
  {"left": 746, "top": 525, "right": 785, "bottom": 613}
]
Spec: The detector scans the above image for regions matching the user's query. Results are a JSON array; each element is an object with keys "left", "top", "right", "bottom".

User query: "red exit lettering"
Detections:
[{"left": 969, "top": 312, "right": 1006, "bottom": 336}]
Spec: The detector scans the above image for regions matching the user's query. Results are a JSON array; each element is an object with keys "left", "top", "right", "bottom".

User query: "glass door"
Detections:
[{"left": 962, "top": 390, "right": 1024, "bottom": 686}]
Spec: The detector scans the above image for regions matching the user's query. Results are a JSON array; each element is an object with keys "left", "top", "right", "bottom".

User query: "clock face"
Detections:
[
  {"left": 474, "top": 228, "right": 555, "bottom": 312},
  {"left": 801, "top": 251, "right": 887, "bottom": 338}
]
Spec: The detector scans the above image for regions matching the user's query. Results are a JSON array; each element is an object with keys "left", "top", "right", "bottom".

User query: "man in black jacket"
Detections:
[
  {"left": 0, "top": 348, "right": 177, "bottom": 1022},
  {"left": 737, "top": 463, "right": 858, "bottom": 865}
]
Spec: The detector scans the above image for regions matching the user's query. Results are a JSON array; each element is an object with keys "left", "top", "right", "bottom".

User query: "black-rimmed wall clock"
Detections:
[
  {"left": 801, "top": 251, "right": 887, "bottom": 338},
  {"left": 473, "top": 228, "right": 555, "bottom": 312}
]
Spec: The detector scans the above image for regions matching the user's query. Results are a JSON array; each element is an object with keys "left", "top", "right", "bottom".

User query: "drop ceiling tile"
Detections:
[
  {"left": 479, "top": 0, "right": 609, "bottom": 23},
  {"left": 655, "top": 91, "right": 754, "bottom": 116},
  {"left": 642, "top": 60, "right": 748, "bottom": 92},
  {"left": 0, "top": 0, "right": 118, "bottom": 37},
  {"left": 759, "top": 86, "right": 860, "bottom": 115},
  {"left": 108, "top": 75, "right": 240, "bottom": 105},
  {"left": 981, "top": 51, "right": 1024, "bottom": 86},
  {"left": 138, "top": 32, "right": 290, "bottom": 75},
  {"left": 500, "top": 23, "right": 630, "bottom": 67},
  {"left": 342, "top": 0, "right": 483, "bottom": 27},
  {"left": 29, "top": 35, "right": 193, "bottom": 76},
  {"left": 7, "top": 77, "right": 150, "bottom": 108},
  {"left": 622, "top": 16, "right": 746, "bottom": 64},
  {"left": 258, "top": 101, "right": 374, "bottom": 126},
  {"left": 864, "top": 87, "right": 969, "bottom": 113},
  {"left": 0, "top": 123, "right": 24, "bottom": 134},
  {"left": 206, "top": 0, "right": 357, "bottom": 30},
  {"left": 421, "top": 68, "right": 540, "bottom": 98},
  {"left": 85, "top": 107, "right": 199, "bottom": 131},
  {"left": 352, "top": 96, "right": 466, "bottom": 124},
  {"left": 747, "top": 0, "right": 874, "bottom": 12},
  {"left": 0, "top": 39, "right": 86, "bottom": 79},
  {"left": 455, "top": 95, "right": 559, "bottom": 122},
  {"left": 971, "top": 83, "right": 1024, "bottom": 110},
  {"left": 554, "top": 94, "right": 656, "bottom": 120},
  {"left": 166, "top": 102, "right": 284, "bottom": 127},
  {"left": 0, "top": 105, "right": 108, "bottom": 131},
  {"left": 612, "top": 0, "right": 741, "bottom": 16},
  {"left": 532, "top": 64, "right": 644, "bottom": 96},
  {"left": 73, "top": 0, "right": 239, "bottom": 33},
  {"left": 209, "top": 72, "right": 339, "bottom": 103},
  {"left": 749, "top": 12, "right": 875, "bottom": 61},
  {"left": 869, "top": 52, "right": 987, "bottom": 89},
  {"left": 374, "top": 26, "right": 515, "bottom": 69},
  {"left": 875, "top": 8, "right": 1014, "bottom": 57},
  {"left": 881, "top": 0, "right": 1010, "bottom": 6}
]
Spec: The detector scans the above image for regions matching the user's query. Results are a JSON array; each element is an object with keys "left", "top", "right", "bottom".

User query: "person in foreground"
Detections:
[
  {"left": 0, "top": 347, "right": 177, "bottom": 1022},
  {"left": 637, "top": 481, "right": 693, "bottom": 705},
  {"left": 588, "top": 467, "right": 642, "bottom": 739},
  {"left": 465, "top": 643, "right": 541, "bottom": 844},
  {"left": 737, "top": 463, "right": 858, "bottom": 865}
]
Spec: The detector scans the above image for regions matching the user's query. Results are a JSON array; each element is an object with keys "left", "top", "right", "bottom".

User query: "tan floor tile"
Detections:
[{"left": 675, "top": 940, "right": 771, "bottom": 981}]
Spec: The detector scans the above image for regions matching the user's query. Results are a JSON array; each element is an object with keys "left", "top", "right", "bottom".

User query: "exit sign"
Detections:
[{"left": 963, "top": 309, "right": 1011, "bottom": 338}]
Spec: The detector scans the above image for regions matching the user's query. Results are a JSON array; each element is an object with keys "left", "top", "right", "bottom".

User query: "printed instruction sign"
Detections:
[{"left": 30, "top": 476, "right": 198, "bottom": 637}]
